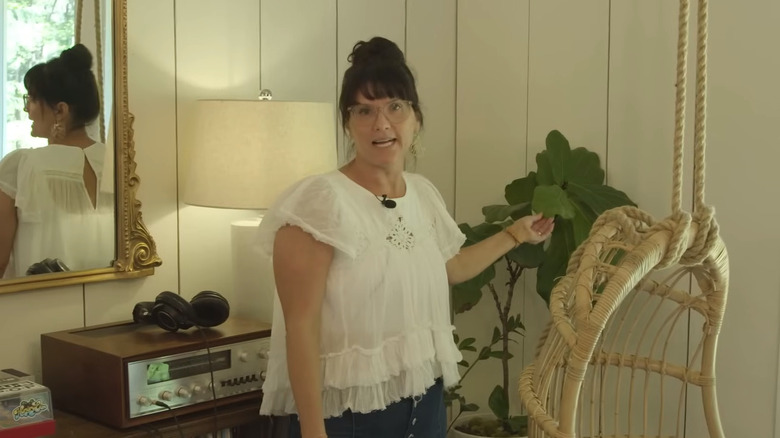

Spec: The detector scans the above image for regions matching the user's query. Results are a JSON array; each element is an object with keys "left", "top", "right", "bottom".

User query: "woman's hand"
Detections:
[{"left": 506, "top": 213, "right": 555, "bottom": 246}]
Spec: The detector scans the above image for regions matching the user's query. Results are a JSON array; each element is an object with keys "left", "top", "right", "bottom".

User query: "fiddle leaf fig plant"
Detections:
[{"left": 446, "top": 130, "right": 636, "bottom": 437}]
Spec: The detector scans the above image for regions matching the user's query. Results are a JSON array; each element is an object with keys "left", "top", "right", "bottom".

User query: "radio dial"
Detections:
[
  {"left": 238, "top": 351, "right": 249, "bottom": 362},
  {"left": 137, "top": 396, "right": 153, "bottom": 407},
  {"left": 177, "top": 387, "right": 191, "bottom": 398},
  {"left": 159, "top": 391, "right": 173, "bottom": 401}
]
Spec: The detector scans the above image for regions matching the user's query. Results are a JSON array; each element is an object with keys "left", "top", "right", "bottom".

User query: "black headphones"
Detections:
[
  {"left": 26, "top": 258, "right": 70, "bottom": 275},
  {"left": 132, "top": 291, "right": 230, "bottom": 332}
]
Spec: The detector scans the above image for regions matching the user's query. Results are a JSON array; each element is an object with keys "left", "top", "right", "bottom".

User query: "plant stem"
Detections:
[{"left": 501, "top": 259, "right": 523, "bottom": 415}]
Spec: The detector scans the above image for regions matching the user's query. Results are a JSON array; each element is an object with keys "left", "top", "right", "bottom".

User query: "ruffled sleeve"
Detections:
[
  {"left": 0, "top": 149, "right": 25, "bottom": 199},
  {"left": 256, "top": 173, "right": 360, "bottom": 258},
  {"left": 412, "top": 174, "right": 466, "bottom": 261}
]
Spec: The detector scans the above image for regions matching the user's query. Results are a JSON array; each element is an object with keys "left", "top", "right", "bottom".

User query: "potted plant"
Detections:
[{"left": 445, "top": 130, "right": 636, "bottom": 437}]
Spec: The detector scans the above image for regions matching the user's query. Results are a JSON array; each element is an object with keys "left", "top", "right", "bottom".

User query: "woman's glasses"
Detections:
[{"left": 347, "top": 99, "right": 413, "bottom": 125}]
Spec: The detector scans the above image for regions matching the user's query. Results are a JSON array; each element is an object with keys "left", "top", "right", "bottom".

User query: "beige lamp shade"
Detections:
[{"left": 183, "top": 100, "right": 337, "bottom": 209}]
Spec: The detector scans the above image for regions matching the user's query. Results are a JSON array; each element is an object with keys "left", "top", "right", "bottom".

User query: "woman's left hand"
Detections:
[{"left": 507, "top": 213, "right": 555, "bottom": 245}]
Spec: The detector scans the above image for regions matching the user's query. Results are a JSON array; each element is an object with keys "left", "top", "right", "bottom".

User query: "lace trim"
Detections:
[{"left": 386, "top": 216, "right": 415, "bottom": 250}]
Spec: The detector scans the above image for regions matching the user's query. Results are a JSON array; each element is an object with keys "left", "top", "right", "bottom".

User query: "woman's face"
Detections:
[
  {"left": 24, "top": 95, "right": 59, "bottom": 140},
  {"left": 346, "top": 92, "right": 420, "bottom": 168}
]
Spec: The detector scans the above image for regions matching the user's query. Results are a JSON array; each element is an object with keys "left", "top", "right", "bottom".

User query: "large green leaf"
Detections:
[
  {"left": 482, "top": 202, "right": 530, "bottom": 223},
  {"left": 508, "top": 203, "right": 533, "bottom": 221},
  {"left": 567, "top": 183, "right": 637, "bottom": 215},
  {"left": 535, "top": 151, "right": 555, "bottom": 185},
  {"left": 452, "top": 265, "right": 495, "bottom": 314},
  {"left": 459, "top": 222, "right": 503, "bottom": 246},
  {"left": 532, "top": 185, "right": 576, "bottom": 219},
  {"left": 545, "top": 130, "right": 572, "bottom": 185},
  {"left": 565, "top": 147, "right": 605, "bottom": 185},
  {"left": 505, "top": 173, "right": 537, "bottom": 205},
  {"left": 506, "top": 242, "right": 545, "bottom": 268},
  {"left": 570, "top": 198, "right": 599, "bottom": 246},
  {"left": 536, "top": 219, "right": 576, "bottom": 304},
  {"left": 488, "top": 385, "right": 509, "bottom": 420}
]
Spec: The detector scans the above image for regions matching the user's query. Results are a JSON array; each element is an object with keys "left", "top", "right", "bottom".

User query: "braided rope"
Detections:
[
  {"left": 671, "top": 0, "right": 689, "bottom": 214},
  {"left": 693, "top": 0, "right": 709, "bottom": 211}
]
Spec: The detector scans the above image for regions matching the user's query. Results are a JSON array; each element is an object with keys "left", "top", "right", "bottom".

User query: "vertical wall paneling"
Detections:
[
  {"left": 522, "top": 1, "right": 610, "bottom": 396},
  {"left": 175, "top": 0, "right": 261, "bottom": 303},
  {"left": 608, "top": 1, "right": 684, "bottom": 221},
  {"left": 336, "top": 0, "right": 406, "bottom": 164},
  {"left": 454, "top": 0, "right": 529, "bottom": 416},
  {"left": 406, "top": 0, "right": 457, "bottom": 213},
  {"left": 260, "top": 0, "right": 337, "bottom": 105},
  {"left": 84, "top": 0, "right": 181, "bottom": 325},
  {"left": 0, "top": 287, "right": 83, "bottom": 379},
  {"left": 690, "top": 1, "right": 780, "bottom": 437}
]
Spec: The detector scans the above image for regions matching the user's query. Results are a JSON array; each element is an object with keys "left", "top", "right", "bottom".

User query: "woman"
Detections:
[
  {"left": 0, "top": 44, "right": 114, "bottom": 278},
  {"left": 257, "top": 37, "right": 554, "bottom": 438}
]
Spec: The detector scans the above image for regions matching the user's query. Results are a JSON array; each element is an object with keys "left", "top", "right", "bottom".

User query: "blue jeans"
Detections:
[{"left": 288, "top": 378, "right": 446, "bottom": 438}]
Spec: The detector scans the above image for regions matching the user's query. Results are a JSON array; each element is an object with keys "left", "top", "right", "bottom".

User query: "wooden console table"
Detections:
[{"left": 45, "top": 398, "right": 288, "bottom": 438}]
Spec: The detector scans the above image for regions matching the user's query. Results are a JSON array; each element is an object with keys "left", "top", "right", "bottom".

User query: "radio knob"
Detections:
[
  {"left": 137, "top": 396, "right": 153, "bottom": 406},
  {"left": 258, "top": 350, "right": 269, "bottom": 359},
  {"left": 177, "top": 387, "right": 191, "bottom": 398},
  {"left": 259, "top": 370, "right": 267, "bottom": 381},
  {"left": 238, "top": 351, "right": 249, "bottom": 362},
  {"left": 191, "top": 384, "right": 204, "bottom": 395},
  {"left": 159, "top": 391, "right": 173, "bottom": 401}
]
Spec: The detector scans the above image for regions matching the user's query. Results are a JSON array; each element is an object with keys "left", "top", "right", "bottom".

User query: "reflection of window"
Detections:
[{"left": 1, "top": 0, "right": 76, "bottom": 158}]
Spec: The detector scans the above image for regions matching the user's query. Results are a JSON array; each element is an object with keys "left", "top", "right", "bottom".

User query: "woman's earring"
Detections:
[
  {"left": 409, "top": 133, "right": 421, "bottom": 157},
  {"left": 50, "top": 121, "right": 65, "bottom": 141}
]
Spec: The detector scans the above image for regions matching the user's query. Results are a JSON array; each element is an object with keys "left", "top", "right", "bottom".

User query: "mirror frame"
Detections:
[{"left": 0, "top": 0, "right": 161, "bottom": 294}]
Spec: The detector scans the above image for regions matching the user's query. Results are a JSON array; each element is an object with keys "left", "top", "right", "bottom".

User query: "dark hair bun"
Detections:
[
  {"left": 60, "top": 43, "right": 93, "bottom": 72},
  {"left": 348, "top": 37, "right": 405, "bottom": 66}
]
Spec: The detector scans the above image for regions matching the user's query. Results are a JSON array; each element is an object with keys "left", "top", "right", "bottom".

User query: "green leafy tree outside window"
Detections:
[{"left": 3, "top": 0, "right": 75, "bottom": 155}]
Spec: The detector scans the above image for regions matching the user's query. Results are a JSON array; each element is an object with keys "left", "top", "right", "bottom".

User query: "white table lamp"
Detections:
[{"left": 183, "top": 98, "right": 337, "bottom": 323}]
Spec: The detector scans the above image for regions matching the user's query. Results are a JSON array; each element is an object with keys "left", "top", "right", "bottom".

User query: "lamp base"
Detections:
[{"left": 231, "top": 217, "right": 275, "bottom": 324}]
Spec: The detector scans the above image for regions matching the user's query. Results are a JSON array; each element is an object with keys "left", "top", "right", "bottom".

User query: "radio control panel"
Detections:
[{"left": 127, "top": 337, "right": 270, "bottom": 418}]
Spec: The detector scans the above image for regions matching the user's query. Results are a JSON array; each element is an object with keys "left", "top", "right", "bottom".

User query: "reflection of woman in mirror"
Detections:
[{"left": 0, "top": 44, "right": 114, "bottom": 278}]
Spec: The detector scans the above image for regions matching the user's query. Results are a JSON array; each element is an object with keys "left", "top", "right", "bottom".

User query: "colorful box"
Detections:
[{"left": 0, "top": 370, "right": 55, "bottom": 437}]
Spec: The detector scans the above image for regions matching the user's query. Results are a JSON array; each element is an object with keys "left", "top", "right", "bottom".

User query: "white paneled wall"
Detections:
[
  {"left": 522, "top": 0, "right": 610, "bottom": 390},
  {"left": 0, "top": 1, "right": 776, "bottom": 436},
  {"left": 406, "top": 0, "right": 457, "bottom": 212},
  {"left": 454, "top": 0, "right": 530, "bottom": 416},
  {"left": 175, "top": 0, "right": 262, "bottom": 304},
  {"left": 699, "top": 1, "right": 780, "bottom": 436}
]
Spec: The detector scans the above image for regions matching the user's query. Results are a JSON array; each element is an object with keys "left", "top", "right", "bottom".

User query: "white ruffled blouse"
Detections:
[
  {"left": 256, "top": 170, "right": 466, "bottom": 418},
  {"left": 0, "top": 143, "right": 115, "bottom": 277}
]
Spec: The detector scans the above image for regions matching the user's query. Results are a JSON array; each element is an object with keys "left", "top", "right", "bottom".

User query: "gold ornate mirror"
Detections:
[{"left": 0, "top": 0, "right": 161, "bottom": 293}]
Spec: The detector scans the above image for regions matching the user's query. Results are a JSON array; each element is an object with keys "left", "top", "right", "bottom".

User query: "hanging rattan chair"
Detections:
[{"left": 517, "top": 0, "right": 727, "bottom": 437}]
